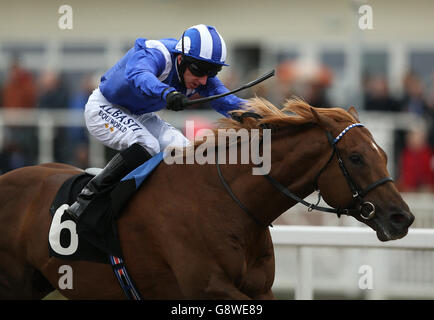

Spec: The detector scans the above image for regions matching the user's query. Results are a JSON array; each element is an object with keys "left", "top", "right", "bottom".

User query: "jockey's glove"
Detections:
[{"left": 166, "top": 91, "right": 188, "bottom": 111}]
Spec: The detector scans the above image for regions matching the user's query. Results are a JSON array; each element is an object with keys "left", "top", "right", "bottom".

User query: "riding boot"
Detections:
[{"left": 66, "top": 143, "right": 152, "bottom": 221}]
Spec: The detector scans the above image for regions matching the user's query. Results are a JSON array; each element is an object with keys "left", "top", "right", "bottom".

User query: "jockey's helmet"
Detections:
[{"left": 173, "top": 24, "right": 228, "bottom": 81}]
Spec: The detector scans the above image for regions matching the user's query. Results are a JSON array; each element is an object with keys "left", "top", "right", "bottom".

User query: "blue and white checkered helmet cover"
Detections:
[{"left": 173, "top": 24, "right": 228, "bottom": 66}]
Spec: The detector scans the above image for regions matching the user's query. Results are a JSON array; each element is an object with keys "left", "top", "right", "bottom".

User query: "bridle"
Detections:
[
  {"left": 216, "top": 115, "right": 394, "bottom": 228},
  {"left": 265, "top": 122, "right": 393, "bottom": 221}
]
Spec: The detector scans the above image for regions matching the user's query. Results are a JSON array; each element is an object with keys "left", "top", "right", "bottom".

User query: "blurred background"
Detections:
[{"left": 1, "top": 0, "right": 434, "bottom": 299}]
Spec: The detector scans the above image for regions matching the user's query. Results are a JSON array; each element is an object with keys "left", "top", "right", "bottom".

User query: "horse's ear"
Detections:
[
  {"left": 310, "top": 107, "right": 335, "bottom": 132},
  {"left": 347, "top": 106, "right": 360, "bottom": 122}
]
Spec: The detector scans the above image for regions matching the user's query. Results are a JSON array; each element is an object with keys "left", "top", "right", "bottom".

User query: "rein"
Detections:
[
  {"left": 217, "top": 113, "right": 393, "bottom": 228},
  {"left": 216, "top": 111, "right": 273, "bottom": 228},
  {"left": 216, "top": 157, "right": 271, "bottom": 228}
]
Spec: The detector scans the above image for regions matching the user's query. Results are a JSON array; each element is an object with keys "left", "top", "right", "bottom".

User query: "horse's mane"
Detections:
[
  {"left": 215, "top": 97, "right": 357, "bottom": 131},
  {"left": 190, "top": 97, "right": 357, "bottom": 148}
]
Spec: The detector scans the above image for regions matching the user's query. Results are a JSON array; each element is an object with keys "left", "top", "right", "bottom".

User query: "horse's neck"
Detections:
[{"left": 216, "top": 126, "right": 330, "bottom": 226}]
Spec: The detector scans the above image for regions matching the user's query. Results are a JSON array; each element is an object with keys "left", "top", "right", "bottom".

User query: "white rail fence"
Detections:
[
  {"left": 0, "top": 108, "right": 221, "bottom": 168},
  {"left": 0, "top": 108, "right": 425, "bottom": 174},
  {"left": 270, "top": 226, "right": 434, "bottom": 299}
]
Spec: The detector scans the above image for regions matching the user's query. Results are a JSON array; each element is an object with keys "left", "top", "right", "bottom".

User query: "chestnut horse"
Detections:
[{"left": 0, "top": 98, "right": 414, "bottom": 299}]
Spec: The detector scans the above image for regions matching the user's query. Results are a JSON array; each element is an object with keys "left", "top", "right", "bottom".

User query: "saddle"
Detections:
[{"left": 48, "top": 152, "right": 164, "bottom": 264}]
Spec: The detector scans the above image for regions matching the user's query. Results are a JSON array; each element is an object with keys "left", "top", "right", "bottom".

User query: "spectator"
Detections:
[
  {"left": 70, "top": 143, "right": 89, "bottom": 169},
  {"left": 37, "top": 69, "right": 69, "bottom": 109},
  {"left": 0, "top": 140, "right": 29, "bottom": 174},
  {"left": 304, "top": 81, "right": 331, "bottom": 108},
  {"left": 426, "top": 71, "right": 434, "bottom": 148},
  {"left": 398, "top": 127, "right": 434, "bottom": 192},
  {"left": 67, "top": 73, "right": 94, "bottom": 142},
  {"left": 400, "top": 72, "right": 427, "bottom": 117},
  {"left": 65, "top": 73, "right": 96, "bottom": 167},
  {"left": 37, "top": 69, "right": 70, "bottom": 163},
  {"left": 276, "top": 59, "right": 333, "bottom": 108},
  {"left": 0, "top": 79, "right": 3, "bottom": 106},
  {"left": 0, "top": 56, "right": 38, "bottom": 167},
  {"left": 363, "top": 75, "right": 400, "bottom": 112},
  {"left": 1, "top": 55, "right": 37, "bottom": 108}
]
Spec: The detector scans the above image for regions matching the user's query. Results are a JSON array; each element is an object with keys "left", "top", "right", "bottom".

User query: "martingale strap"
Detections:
[{"left": 109, "top": 255, "right": 142, "bottom": 300}]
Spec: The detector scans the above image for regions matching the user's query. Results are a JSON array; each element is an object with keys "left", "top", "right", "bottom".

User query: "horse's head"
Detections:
[
  {"left": 310, "top": 106, "right": 414, "bottom": 241},
  {"left": 219, "top": 98, "right": 414, "bottom": 240}
]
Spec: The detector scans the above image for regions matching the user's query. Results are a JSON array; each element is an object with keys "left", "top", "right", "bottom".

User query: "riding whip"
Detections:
[{"left": 184, "top": 69, "right": 275, "bottom": 106}]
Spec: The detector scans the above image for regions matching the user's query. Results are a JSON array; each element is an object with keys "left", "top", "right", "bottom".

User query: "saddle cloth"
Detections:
[{"left": 48, "top": 152, "right": 164, "bottom": 264}]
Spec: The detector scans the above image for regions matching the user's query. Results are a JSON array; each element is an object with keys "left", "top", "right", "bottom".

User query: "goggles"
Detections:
[{"left": 184, "top": 56, "right": 222, "bottom": 78}]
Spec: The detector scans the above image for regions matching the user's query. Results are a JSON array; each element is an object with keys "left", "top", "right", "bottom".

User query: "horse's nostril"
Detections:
[
  {"left": 391, "top": 213, "right": 404, "bottom": 224},
  {"left": 390, "top": 212, "right": 412, "bottom": 227}
]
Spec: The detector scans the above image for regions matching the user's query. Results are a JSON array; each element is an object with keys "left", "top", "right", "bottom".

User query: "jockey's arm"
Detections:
[
  {"left": 199, "top": 77, "right": 247, "bottom": 118},
  {"left": 125, "top": 48, "right": 175, "bottom": 103}
]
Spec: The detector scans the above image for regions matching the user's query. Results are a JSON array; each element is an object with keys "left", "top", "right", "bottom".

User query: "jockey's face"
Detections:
[
  {"left": 183, "top": 68, "right": 208, "bottom": 89},
  {"left": 177, "top": 55, "right": 208, "bottom": 89}
]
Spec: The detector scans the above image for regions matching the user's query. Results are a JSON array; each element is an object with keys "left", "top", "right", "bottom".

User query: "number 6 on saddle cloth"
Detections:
[{"left": 48, "top": 152, "right": 164, "bottom": 263}]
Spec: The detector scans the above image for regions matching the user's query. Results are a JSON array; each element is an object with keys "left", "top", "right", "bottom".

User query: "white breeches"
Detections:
[{"left": 84, "top": 88, "right": 190, "bottom": 155}]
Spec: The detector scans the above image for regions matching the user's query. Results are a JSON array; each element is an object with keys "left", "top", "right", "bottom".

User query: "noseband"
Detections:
[{"left": 217, "top": 115, "right": 393, "bottom": 228}]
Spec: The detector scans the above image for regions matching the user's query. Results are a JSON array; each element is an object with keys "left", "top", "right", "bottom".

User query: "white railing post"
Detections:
[
  {"left": 295, "top": 246, "right": 313, "bottom": 300},
  {"left": 272, "top": 226, "right": 434, "bottom": 299},
  {"left": 38, "top": 113, "right": 54, "bottom": 164},
  {"left": 366, "top": 249, "right": 388, "bottom": 300}
]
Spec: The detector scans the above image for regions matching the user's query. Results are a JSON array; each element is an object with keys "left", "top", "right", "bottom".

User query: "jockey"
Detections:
[{"left": 67, "top": 24, "right": 246, "bottom": 220}]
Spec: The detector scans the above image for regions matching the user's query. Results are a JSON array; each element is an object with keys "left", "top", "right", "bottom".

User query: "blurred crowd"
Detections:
[
  {"left": 362, "top": 72, "right": 434, "bottom": 192},
  {"left": 1, "top": 56, "right": 433, "bottom": 192},
  {"left": 224, "top": 59, "right": 434, "bottom": 193},
  {"left": 0, "top": 56, "right": 92, "bottom": 173}
]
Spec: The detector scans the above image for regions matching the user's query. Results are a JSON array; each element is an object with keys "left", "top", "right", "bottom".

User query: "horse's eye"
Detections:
[{"left": 349, "top": 154, "right": 364, "bottom": 165}]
